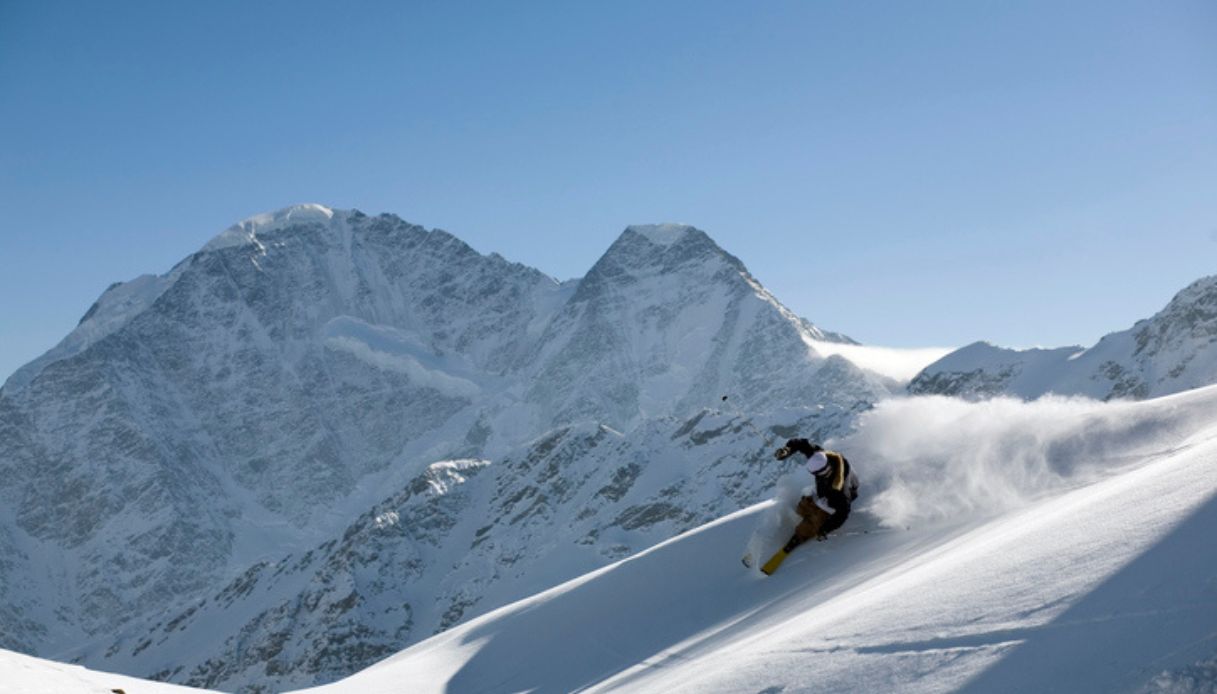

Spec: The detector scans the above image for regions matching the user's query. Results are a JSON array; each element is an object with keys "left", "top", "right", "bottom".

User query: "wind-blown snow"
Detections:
[
  {"left": 322, "top": 316, "right": 482, "bottom": 398},
  {"left": 842, "top": 393, "right": 1210, "bottom": 528},
  {"left": 809, "top": 339, "right": 953, "bottom": 383}
]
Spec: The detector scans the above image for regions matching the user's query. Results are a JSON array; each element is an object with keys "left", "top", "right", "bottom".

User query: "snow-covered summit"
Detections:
[
  {"left": 624, "top": 223, "right": 697, "bottom": 247},
  {"left": 202, "top": 203, "right": 337, "bottom": 251}
]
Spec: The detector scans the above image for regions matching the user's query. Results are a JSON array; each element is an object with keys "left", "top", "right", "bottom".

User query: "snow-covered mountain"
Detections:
[
  {"left": 0, "top": 205, "right": 895, "bottom": 691},
  {"left": 909, "top": 275, "right": 1217, "bottom": 400}
]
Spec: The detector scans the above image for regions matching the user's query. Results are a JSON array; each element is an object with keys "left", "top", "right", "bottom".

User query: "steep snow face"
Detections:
[
  {"left": 303, "top": 385, "right": 1217, "bottom": 694},
  {"left": 909, "top": 275, "right": 1217, "bottom": 401}
]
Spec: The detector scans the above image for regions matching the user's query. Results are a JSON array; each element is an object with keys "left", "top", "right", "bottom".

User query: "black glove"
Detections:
[{"left": 776, "top": 438, "right": 818, "bottom": 460}]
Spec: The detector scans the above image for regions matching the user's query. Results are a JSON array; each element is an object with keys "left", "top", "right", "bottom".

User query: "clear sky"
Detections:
[{"left": 2, "top": 1, "right": 1216, "bottom": 382}]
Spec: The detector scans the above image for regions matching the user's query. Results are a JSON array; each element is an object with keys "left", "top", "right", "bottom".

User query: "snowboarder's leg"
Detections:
[
  {"left": 794, "top": 497, "right": 831, "bottom": 542},
  {"left": 759, "top": 499, "right": 832, "bottom": 575}
]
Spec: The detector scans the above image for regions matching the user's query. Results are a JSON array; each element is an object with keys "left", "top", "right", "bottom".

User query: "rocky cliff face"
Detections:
[
  {"left": 909, "top": 276, "right": 1217, "bottom": 401},
  {"left": 0, "top": 205, "right": 891, "bottom": 691}
]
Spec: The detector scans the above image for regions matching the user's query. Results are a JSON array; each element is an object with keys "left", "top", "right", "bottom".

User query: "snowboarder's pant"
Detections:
[{"left": 794, "top": 497, "right": 832, "bottom": 541}]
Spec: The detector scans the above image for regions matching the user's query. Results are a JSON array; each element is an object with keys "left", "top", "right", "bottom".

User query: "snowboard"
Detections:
[
  {"left": 743, "top": 534, "right": 802, "bottom": 575},
  {"left": 760, "top": 546, "right": 792, "bottom": 575}
]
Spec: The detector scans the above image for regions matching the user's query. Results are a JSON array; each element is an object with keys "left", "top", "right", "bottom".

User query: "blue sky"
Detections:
[{"left": 2, "top": 1, "right": 1215, "bottom": 381}]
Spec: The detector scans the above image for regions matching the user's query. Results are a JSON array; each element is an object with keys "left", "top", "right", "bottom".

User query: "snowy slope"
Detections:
[
  {"left": 0, "top": 647, "right": 217, "bottom": 694},
  {"left": 302, "top": 385, "right": 1217, "bottom": 694},
  {"left": 910, "top": 275, "right": 1217, "bottom": 400}
]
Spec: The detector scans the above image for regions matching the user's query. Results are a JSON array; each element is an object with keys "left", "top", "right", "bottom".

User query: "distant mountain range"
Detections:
[{"left": 909, "top": 275, "right": 1217, "bottom": 401}]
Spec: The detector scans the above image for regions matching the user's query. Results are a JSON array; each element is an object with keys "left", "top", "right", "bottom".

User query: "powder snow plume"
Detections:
[{"left": 841, "top": 393, "right": 1207, "bottom": 529}]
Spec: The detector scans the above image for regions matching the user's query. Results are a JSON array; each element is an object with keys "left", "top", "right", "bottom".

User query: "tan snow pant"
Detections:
[{"left": 794, "top": 496, "right": 832, "bottom": 541}]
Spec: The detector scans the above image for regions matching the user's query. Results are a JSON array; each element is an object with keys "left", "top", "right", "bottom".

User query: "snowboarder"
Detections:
[
  {"left": 758, "top": 438, "right": 859, "bottom": 574},
  {"left": 777, "top": 438, "right": 859, "bottom": 539}
]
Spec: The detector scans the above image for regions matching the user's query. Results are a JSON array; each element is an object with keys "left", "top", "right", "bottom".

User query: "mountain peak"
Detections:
[
  {"left": 203, "top": 203, "right": 338, "bottom": 251},
  {"left": 623, "top": 223, "right": 698, "bottom": 247},
  {"left": 575, "top": 224, "right": 745, "bottom": 303}
]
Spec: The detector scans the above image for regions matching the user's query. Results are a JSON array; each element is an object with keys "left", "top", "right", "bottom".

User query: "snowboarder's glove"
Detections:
[
  {"left": 776, "top": 438, "right": 817, "bottom": 460},
  {"left": 777, "top": 438, "right": 819, "bottom": 460}
]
